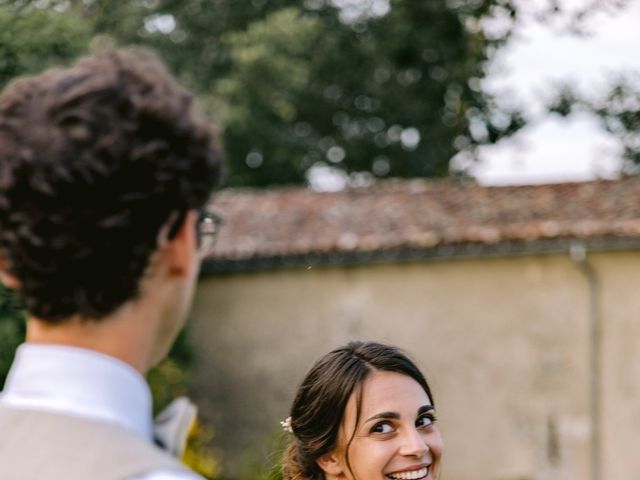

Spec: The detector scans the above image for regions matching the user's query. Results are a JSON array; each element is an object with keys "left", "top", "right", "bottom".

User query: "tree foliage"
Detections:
[
  {"left": 550, "top": 77, "right": 640, "bottom": 174},
  {"left": 0, "top": 284, "right": 25, "bottom": 388},
  {"left": 0, "top": 0, "right": 529, "bottom": 186},
  {"left": 2, "top": 0, "right": 633, "bottom": 186},
  {"left": 161, "top": 0, "right": 526, "bottom": 186},
  {"left": 0, "top": 5, "right": 90, "bottom": 88}
]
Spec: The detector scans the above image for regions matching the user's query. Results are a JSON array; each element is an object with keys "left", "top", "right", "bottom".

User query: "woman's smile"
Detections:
[
  {"left": 282, "top": 341, "right": 443, "bottom": 480},
  {"left": 332, "top": 370, "right": 444, "bottom": 480},
  {"left": 386, "top": 463, "right": 431, "bottom": 479}
]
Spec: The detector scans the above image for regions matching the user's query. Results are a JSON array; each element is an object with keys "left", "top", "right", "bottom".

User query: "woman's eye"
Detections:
[
  {"left": 371, "top": 422, "right": 393, "bottom": 434},
  {"left": 416, "top": 414, "right": 436, "bottom": 428}
]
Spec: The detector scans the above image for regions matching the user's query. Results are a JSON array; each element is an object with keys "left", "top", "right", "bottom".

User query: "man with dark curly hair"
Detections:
[{"left": 0, "top": 49, "right": 222, "bottom": 479}]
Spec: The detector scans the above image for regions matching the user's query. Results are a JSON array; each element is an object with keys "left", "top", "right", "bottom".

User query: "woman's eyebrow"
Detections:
[
  {"left": 364, "top": 405, "right": 435, "bottom": 423},
  {"left": 364, "top": 411, "right": 400, "bottom": 423},
  {"left": 417, "top": 405, "right": 435, "bottom": 415}
]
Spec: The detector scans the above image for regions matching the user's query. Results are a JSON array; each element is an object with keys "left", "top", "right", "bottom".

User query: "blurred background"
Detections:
[
  {"left": 0, "top": 0, "right": 638, "bottom": 189},
  {"left": 1, "top": 0, "right": 640, "bottom": 479}
]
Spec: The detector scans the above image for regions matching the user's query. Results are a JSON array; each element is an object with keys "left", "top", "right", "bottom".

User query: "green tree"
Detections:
[
  {"left": 164, "top": 0, "right": 527, "bottom": 186},
  {"left": 0, "top": 0, "right": 527, "bottom": 185},
  {"left": 2, "top": 0, "right": 628, "bottom": 186},
  {"left": 0, "top": 5, "right": 91, "bottom": 88},
  {"left": 214, "top": 3, "right": 525, "bottom": 185},
  {"left": 0, "top": 284, "right": 25, "bottom": 388}
]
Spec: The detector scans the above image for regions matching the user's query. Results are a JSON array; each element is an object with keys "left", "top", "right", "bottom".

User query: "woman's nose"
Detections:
[{"left": 399, "top": 427, "right": 430, "bottom": 458}]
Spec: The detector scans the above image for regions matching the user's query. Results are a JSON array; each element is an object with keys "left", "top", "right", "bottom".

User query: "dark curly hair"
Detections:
[
  {"left": 0, "top": 48, "right": 222, "bottom": 322},
  {"left": 283, "top": 341, "right": 434, "bottom": 480}
]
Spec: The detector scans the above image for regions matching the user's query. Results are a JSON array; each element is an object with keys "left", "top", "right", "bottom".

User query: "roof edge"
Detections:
[{"left": 200, "top": 236, "right": 640, "bottom": 274}]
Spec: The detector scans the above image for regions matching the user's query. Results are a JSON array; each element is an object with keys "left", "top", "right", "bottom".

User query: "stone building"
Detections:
[{"left": 189, "top": 177, "right": 640, "bottom": 480}]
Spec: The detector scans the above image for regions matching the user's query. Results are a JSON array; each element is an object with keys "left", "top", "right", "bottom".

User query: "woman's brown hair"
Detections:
[{"left": 282, "top": 341, "right": 434, "bottom": 480}]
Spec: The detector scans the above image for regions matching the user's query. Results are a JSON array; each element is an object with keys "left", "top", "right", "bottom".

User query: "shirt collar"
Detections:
[{"left": 0, "top": 343, "right": 153, "bottom": 441}]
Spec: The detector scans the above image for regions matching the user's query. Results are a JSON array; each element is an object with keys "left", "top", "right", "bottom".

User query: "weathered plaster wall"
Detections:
[{"left": 188, "top": 251, "right": 640, "bottom": 479}]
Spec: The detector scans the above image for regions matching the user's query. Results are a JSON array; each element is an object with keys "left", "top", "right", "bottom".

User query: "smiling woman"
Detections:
[{"left": 282, "top": 341, "right": 443, "bottom": 480}]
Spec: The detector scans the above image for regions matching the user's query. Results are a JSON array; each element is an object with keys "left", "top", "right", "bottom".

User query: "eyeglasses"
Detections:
[
  {"left": 196, "top": 208, "right": 225, "bottom": 257},
  {"left": 166, "top": 208, "right": 225, "bottom": 257}
]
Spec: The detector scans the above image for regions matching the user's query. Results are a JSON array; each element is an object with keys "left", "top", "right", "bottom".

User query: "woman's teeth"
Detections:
[{"left": 388, "top": 467, "right": 428, "bottom": 480}]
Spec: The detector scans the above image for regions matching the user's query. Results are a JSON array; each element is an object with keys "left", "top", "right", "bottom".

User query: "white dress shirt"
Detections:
[{"left": 0, "top": 344, "right": 202, "bottom": 480}]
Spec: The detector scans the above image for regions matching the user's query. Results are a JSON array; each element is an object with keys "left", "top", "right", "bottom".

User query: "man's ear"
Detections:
[
  {"left": 316, "top": 450, "right": 345, "bottom": 478},
  {"left": 0, "top": 255, "right": 20, "bottom": 289},
  {"left": 164, "top": 210, "right": 198, "bottom": 277}
]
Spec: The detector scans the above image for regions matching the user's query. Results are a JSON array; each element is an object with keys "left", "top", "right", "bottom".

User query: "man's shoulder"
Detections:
[{"left": 0, "top": 405, "right": 198, "bottom": 480}]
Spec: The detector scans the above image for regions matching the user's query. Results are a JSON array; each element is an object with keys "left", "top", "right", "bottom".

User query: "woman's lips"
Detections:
[{"left": 386, "top": 464, "right": 430, "bottom": 480}]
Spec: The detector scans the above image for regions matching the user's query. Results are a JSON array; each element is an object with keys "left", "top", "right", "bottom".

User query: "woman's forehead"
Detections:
[{"left": 347, "top": 370, "right": 432, "bottom": 423}]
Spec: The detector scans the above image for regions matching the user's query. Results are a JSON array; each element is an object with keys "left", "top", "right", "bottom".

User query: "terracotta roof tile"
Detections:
[{"left": 204, "top": 177, "right": 640, "bottom": 263}]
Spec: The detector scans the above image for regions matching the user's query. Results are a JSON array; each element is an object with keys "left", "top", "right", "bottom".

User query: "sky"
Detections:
[
  {"left": 308, "top": 0, "right": 640, "bottom": 191},
  {"left": 472, "top": 0, "right": 640, "bottom": 185}
]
